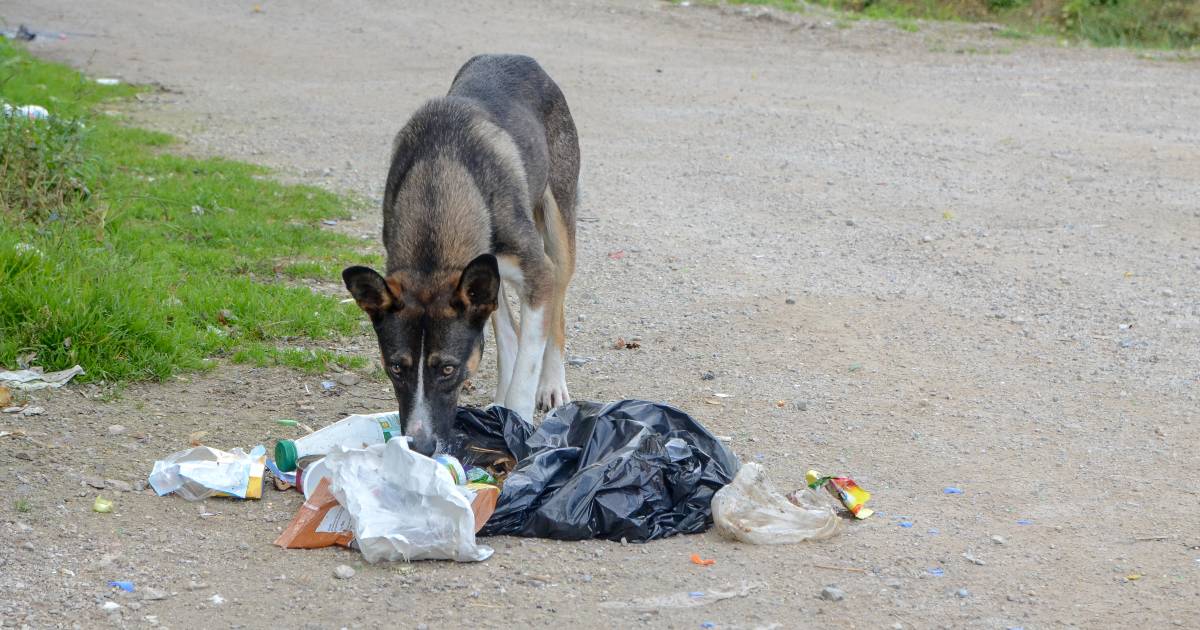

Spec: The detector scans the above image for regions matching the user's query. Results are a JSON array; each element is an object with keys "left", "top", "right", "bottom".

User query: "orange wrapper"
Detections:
[{"left": 805, "top": 469, "right": 874, "bottom": 519}]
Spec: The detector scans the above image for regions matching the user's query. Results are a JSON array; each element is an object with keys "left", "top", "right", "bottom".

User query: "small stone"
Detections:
[
  {"left": 785, "top": 297, "right": 796, "bottom": 305},
  {"left": 20, "top": 541, "right": 35, "bottom": 551},
  {"left": 963, "top": 552, "right": 986, "bottom": 566},
  {"left": 133, "top": 480, "right": 147, "bottom": 492},
  {"left": 990, "top": 535, "right": 1006, "bottom": 545},
  {"left": 921, "top": 235, "right": 933, "bottom": 243},
  {"left": 334, "top": 564, "right": 356, "bottom": 579},
  {"left": 793, "top": 400, "right": 808, "bottom": 411},
  {"left": 22, "top": 406, "right": 45, "bottom": 416},
  {"left": 884, "top": 578, "right": 902, "bottom": 589},
  {"left": 956, "top": 588, "right": 970, "bottom": 598},
  {"left": 209, "top": 594, "right": 225, "bottom": 606},
  {"left": 335, "top": 373, "right": 360, "bottom": 387},
  {"left": 845, "top": 219, "right": 856, "bottom": 226},
  {"left": 141, "top": 588, "right": 168, "bottom": 601},
  {"left": 105, "top": 479, "right": 133, "bottom": 493},
  {"left": 1160, "top": 288, "right": 1175, "bottom": 297},
  {"left": 101, "top": 601, "right": 121, "bottom": 612},
  {"left": 819, "top": 586, "right": 845, "bottom": 602},
  {"left": 187, "top": 581, "right": 208, "bottom": 591},
  {"left": 701, "top": 371, "right": 715, "bottom": 381},
  {"left": 566, "top": 355, "right": 592, "bottom": 367},
  {"left": 581, "top": 574, "right": 593, "bottom": 583},
  {"left": 107, "top": 425, "right": 126, "bottom": 436},
  {"left": 83, "top": 477, "right": 106, "bottom": 489}
]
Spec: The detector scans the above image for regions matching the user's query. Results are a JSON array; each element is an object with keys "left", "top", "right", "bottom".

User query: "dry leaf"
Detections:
[
  {"left": 188, "top": 431, "right": 208, "bottom": 446},
  {"left": 0, "top": 385, "right": 10, "bottom": 408}
]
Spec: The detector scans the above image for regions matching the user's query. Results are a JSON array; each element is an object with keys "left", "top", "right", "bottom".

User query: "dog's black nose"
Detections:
[{"left": 408, "top": 434, "right": 436, "bottom": 457}]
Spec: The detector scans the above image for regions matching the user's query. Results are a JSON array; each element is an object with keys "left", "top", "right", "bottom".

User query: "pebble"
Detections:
[
  {"left": 209, "top": 594, "right": 225, "bottom": 606},
  {"left": 963, "top": 552, "right": 986, "bottom": 566},
  {"left": 335, "top": 373, "right": 361, "bottom": 386},
  {"left": 84, "top": 477, "right": 106, "bottom": 489},
  {"left": 141, "top": 587, "right": 168, "bottom": 601},
  {"left": 108, "top": 425, "right": 127, "bottom": 436},
  {"left": 105, "top": 479, "right": 134, "bottom": 493},
  {"left": 820, "top": 586, "right": 845, "bottom": 601},
  {"left": 785, "top": 297, "right": 796, "bottom": 305},
  {"left": 921, "top": 235, "right": 933, "bottom": 243},
  {"left": 991, "top": 535, "right": 1006, "bottom": 545},
  {"left": 101, "top": 601, "right": 121, "bottom": 612},
  {"left": 793, "top": 400, "right": 808, "bottom": 411},
  {"left": 566, "top": 355, "right": 592, "bottom": 367},
  {"left": 334, "top": 564, "right": 356, "bottom": 579},
  {"left": 187, "top": 581, "right": 208, "bottom": 591},
  {"left": 701, "top": 371, "right": 715, "bottom": 380},
  {"left": 1160, "top": 288, "right": 1174, "bottom": 297},
  {"left": 845, "top": 218, "right": 856, "bottom": 226},
  {"left": 22, "top": 406, "right": 45, "bottom": 416},
  {"left": 956, "top": 588, "right": 970, "bottom": 598}
]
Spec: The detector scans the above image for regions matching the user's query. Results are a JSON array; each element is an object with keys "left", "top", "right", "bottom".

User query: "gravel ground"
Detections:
[{"left": 2, "top": 1, "right": 1199, "bottom": 628}]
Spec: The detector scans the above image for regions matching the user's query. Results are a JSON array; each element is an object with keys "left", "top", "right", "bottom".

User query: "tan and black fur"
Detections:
[{"left": 342, "top": 54, "right": 579, "bottom": 455}]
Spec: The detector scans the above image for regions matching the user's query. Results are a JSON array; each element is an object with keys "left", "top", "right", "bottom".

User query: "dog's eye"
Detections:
[
  {"left": 388, "top": 364, "right": 404, "bottom": 376},
  {"left": 440, "top": 364, "right": 456, "bottom": 378}
]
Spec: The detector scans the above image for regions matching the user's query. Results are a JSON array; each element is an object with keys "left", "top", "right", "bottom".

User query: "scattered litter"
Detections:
[
  {"left": 322, "top": 219, "right": 339, "bottom": 226},
  {"left": 927, "top": 528, "right": 939, "bottom": 535},
  {"left": 101, "top": 601, "right": 121, "bottom": 612},
  {"left": 805, "top": 470, "right": 873, "bottom": 519},
  {"left": 108, "top": 580, "right": 135, "bottom": 593},
  {"left": 691, "top": 553, "right": 716, "bottom": 566},
  {"left": 276, "top": 418, "right": 299, "bottom": 427},
  {"left": 265, "top": 457, "right": 296, "bottom": 490},
  {"left": 274, "top": 478, "right": 355, "bottom": 549},
  {"left": 473, "top": 401, "right": 740, "bottom": 542},
  {"left": 898, "top": 521, "right": 914, "bottom": 528},
  {"left": 956, "top": 588, "right": 970, "bottom": 598},
  {"left": 320, "top": 380, "right": 336, "bottom": 390},
  {"left": 148, "top": 445, "right": 267, "bottom": 500},
  {"left": 2, "top": 104, "right": 50, "bottom": 121},
  {"left": 0, "top": 385, "right": 9, "bottom": 407},
  {"left": 714, "top": 434, "right": 732, "bottom": 442},
  {"left": 701, "top": 623, "right": 716, "bottom": 629},
  {"left": 274, "top": 411, "right": 401, "bottom": 472},
  {"left": 991, "top": 535, "right": 1006, "bottom": 545},
  {"left": 848, "top": 363, "right": 863, "bottom": 372},
  {"left": 209, "top": 594, "right": 225, "bottom": 606},
  {"left": 95, "top": 78, "right": 120, "bottom": 86},
  {"left": 813, "top": 564, "right": 867, "bottom": 574},
  {"left": 613, "top": 337, "right": 640, "bottom": 350},
  {"left": 333, "top": 564, "right": 356, "bottom": 579},
  {"left": 927, "top": 567, "right": 944, "bottom": 577},
  {"left": 943, "top": 487, "right": 964, "bottom": 495},
  {"left": 819, "top": 586, "right": 845, "bottom": 601},
  {"left": 713, "top": 392, "right": 732, "bottom": 398},
  {"left": 93, "top": 496, "right": 114, "bottom": 513},
  {"left": 0, "top": 365, "right": 84, "bottom": 390},
  {"left": 1016, "top": 518, "right": 1034, "bottom": 526},
  {"left": 187, "top": 431, "right": 208, "bottom": 447},
  {"left": 712, "top": 462, "right": 840, "bottom": 544},
  {"left": 566, "top": 355, "right": 594, "bottom": 367},
  {"left": 1125, "top": 574, "right": 1142, "bottom": 581},
  {"left": 607, "top": 249, "right": 625, "bottom": 260},
  {"left": 324, "top": 438, "right": 494, "bottom": 562},
  {"left": 599, "top": 583, "right": 759, "bottom": 611}
]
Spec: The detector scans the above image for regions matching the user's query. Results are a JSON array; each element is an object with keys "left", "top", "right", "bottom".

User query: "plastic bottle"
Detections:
[{"left": 274, "top": 411, "right": 402, "bottom": 472}]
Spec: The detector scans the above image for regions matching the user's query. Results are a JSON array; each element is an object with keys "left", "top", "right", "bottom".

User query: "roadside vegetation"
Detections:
[
  {"left": 719, "top": 0, "right": 1200, "bottom": 49},
  {"left": 0, "top": 39, "right": 376, "bottom": 383}
]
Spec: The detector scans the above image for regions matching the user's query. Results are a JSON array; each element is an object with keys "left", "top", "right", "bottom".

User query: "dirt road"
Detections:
[{"left": 3, "top": 1, "right": 1199, "bottom": 628}]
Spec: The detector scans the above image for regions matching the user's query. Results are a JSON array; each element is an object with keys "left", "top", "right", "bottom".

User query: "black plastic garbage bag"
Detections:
[{"left": 452, "top": 400, "right": 740, "bottom": 542}]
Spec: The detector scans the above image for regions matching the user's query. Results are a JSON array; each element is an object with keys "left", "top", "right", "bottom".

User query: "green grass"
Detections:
[
  {"left": 712, "top": 0, "right": 1200, "bottom": 49},
  {"left": 0, "top": 40, "right": 380, "bottom": 382},
  {"left": 13, "top": 498, "right": 32, "bottom": 513}
]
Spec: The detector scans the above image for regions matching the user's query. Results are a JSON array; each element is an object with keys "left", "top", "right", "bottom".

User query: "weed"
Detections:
[{"left": 14, "top": 498, "right": 31, "bottom": 513}]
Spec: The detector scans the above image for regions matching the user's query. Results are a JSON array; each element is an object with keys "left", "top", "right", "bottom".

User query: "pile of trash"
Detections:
[{"left": 145, "top": 400, "right": 874, "bottom": 563}]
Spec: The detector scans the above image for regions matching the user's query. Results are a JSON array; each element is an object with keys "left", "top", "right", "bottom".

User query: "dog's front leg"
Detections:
[
  {"left": 504, "top": 297, "right": 548, "bottom": 422},
  {"left": 491, "top": 283, "right": 520, "bottom": 406}
]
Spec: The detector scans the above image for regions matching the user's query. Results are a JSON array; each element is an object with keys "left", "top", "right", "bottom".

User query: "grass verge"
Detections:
[
  {"left": 711, "top": 0, "right": 1200, "bottom": 49},
  {"left": 0, "top": 39, "right": 377, "bottom": 382}
]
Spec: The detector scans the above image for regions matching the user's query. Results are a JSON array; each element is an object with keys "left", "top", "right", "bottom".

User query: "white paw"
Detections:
[{"left": 536, "top": 380, "right": 569, "bottom": 412}]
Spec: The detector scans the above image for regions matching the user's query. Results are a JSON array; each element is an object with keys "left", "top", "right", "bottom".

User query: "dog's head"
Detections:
[{"left": 342, "top": 254, "right": 499, "bottom": 455}]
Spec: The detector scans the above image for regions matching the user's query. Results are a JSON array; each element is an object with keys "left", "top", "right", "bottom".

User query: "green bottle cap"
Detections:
[{"left": 274, "top": 439, "right": 298, "bottom": 472}]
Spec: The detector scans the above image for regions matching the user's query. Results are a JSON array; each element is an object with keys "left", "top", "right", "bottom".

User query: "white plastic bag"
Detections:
[
  {"left": 325, "top": 438, "right": 493, "bottom": 563},
  {"left": 148, "top": 445, "right": 267, "bottom": 500},
  {"left": 711, "top": 462, "right": 842, "bottom": 544}
]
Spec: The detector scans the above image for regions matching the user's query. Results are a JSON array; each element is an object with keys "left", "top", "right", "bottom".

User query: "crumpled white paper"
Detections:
[
  {"left": 325, "top": 438, "right": 493, "bottom": 563},
  {"left": 0, "top": 365, "right": 85, "bottom": 391}
]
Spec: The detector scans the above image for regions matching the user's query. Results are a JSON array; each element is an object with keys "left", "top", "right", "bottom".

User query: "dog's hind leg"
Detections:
[
  {"left": 491, "top": 282, "right": 520, "bottom": 406},
  {"left": 535, "top": 187, "right": 574, "bottom": 412}
]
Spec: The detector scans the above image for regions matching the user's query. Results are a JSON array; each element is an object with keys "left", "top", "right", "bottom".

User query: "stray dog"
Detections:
[{"left": 342, "top": 55, "right": 579, "bottom": 455}]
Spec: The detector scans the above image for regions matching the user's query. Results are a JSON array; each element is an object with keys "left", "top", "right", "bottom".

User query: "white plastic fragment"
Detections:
[{"left": 0, "top": 365, "right": 85, "bottom": 390}]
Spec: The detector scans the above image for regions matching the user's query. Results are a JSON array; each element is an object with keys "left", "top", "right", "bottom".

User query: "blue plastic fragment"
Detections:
[
  {"left": 943, "top": 487, "right": 963, "bottom": 494},
  {"left": 320, "top": 380, "right": 336, "bottom": 390},
  {"left": 927, "top": 528, "right": 940, "bottom": 535},
  {"left": 899, "top": 521, "right": 914, "bottom": 528},
  {"left": 689, "top": 591, "right": 705, "bottom": 598},
  {"left": 108, "top": 580, "right": 134, "bottom": 592},
  {"left": 927, "top": 567, "right": 945, "bottom": 577},
  {"left": 1016, "top": 518, "right": 1034, "bottom": 526},
  {"left": 701, "top": 623, "right": 717, "bottom": 629}
]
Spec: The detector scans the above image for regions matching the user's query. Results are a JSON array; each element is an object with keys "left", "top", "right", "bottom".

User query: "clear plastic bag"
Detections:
[
  {"left": 324, "top": 438, "right": 493, "bottom": 563},
  {"left": 148, "top": 445, "right": 267, "bottom": 501},
  {"left": 711, "top": 462, "right": 842, "bottom": 544}
]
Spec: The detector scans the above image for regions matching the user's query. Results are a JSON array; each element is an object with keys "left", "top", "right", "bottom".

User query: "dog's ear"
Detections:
[
  {"left": 342, "top": 266, "right": 396, "bottom": 317},
  {"left": 455, "top": 254, "right": 500, "bottom": 319}
]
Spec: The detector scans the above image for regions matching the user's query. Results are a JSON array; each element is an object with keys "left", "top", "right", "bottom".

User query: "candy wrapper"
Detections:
[{"left": 804, "top": 469, "right": 874, "bottom": 519}]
